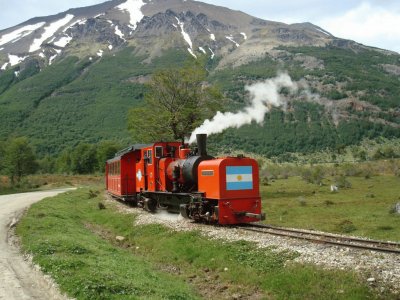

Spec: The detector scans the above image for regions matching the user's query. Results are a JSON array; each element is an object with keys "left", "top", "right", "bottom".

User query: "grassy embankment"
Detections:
[
  {"left": 16, "top": 187, "right": 393, "bottom": 300},
  {"left": 262, "top": 175, "right": 400, "bottom": 241}
]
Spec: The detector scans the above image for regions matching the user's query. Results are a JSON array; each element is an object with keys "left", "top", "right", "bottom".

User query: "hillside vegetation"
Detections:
[{"left": 0, "top": 45, "right": 399, "bottom": 157}]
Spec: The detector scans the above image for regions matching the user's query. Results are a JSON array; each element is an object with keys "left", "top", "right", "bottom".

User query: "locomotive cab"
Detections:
[{"left": 197, "top": 157, "right": 264, "bottom": 225}]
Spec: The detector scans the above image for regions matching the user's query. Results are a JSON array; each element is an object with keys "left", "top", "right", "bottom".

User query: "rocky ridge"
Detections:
[{"left": 0, "top": 0, "right": 339, "bottom": 70}]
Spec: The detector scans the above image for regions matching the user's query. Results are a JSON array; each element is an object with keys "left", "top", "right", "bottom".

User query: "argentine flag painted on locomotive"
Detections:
[{"left": 226, "top": 166, "right": 253, "bottom": 190}]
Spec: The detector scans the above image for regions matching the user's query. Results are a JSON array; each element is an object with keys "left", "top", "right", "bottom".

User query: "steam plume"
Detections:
[{"left": 188, "top": 73, "right": 297, "bottom": 143}]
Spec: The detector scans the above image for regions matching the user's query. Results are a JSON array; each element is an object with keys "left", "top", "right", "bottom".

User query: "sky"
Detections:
[{"left": 0, "top": 0, "right": 399, "bottom": 53}]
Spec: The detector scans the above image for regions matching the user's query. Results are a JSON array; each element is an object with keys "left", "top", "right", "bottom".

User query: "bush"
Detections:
[
  {"left": 335, "top": 220, "right": 357, "bottom": 233},
  {"left": 334, "top": 175, "right": 352, "bottom": 189},
  {"left": 301, "top": 166, "right": 325, "bottom": 185},
  {"left": 389, "top": 202, "right": 400, "bottom": 214},
  {"left": 324, "top": 200, "right": 335, "bottom": 206},
  {"left": 297, "top": 197, "right": 307, "bottom": 206}
]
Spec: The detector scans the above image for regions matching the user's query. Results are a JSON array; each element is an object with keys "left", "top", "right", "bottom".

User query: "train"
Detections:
[{"left": 105, "top": 134, "right": 265, "bottom": 225}]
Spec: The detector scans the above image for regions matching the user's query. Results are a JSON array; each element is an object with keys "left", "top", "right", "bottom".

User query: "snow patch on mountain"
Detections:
[
  {"left": 198, "top": 47, "right": 206, "bottom": 54},
  {"left": 49, "top": 54, "right": 58, "bottom": 65},
  {"left": 0, "top": 22, "right": 45, "bottom": 47},
  {"left": 174, "top": 17, "right": 196, "bottom": 58},
  {"left": 9, "top": 54, "right": 28, "bottom": 66},
  {"left": 315, "top": 28, "right": 331, "bottom": 36},
  {"left": 188, "top": 48, "right": 197, "bottom": 58},
  {"left": 240, "top": 32, "right": 247, "bottom": 40},
  {"left": 108, "top": 44, "right": 113, "bottom": 50},
  {"left": 114, "top": 26, "right": 125, "bottom": 40},
  {"left": 116, "top": 0, "right": 145, "bottom": 30},
  {"left": 208, "top": 47, "right": 215, "bottom": 59},
  {"left": 226, "top": 35, "right": 239, "bottom": 47},
  {"left": 97, "top": 49, "right": 103, "bottom": 57},
  {"left": 54, "top": 36, "right": 72, "bottom": 47},
  {"left": 39, "top": 52, "right": 45, "bottom": 58},
  {"left": 29, "top": 14, "right": 75, "bottom": 52},
  {"left": 210, "top": 33, "right": 215, "bottom": 41},
  {"left": 1, "top": 53, "right": 28, "bottom": 70},
  {"left": 63, "top": 19, "right": 85, "bottom": 32},
  {"left": 175, "top": 17, "right": 194, "bottom": 52}
]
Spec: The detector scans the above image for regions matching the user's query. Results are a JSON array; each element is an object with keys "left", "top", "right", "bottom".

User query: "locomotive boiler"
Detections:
[{"left": 106, "top": 134, "right": 265, "bottom": 225}]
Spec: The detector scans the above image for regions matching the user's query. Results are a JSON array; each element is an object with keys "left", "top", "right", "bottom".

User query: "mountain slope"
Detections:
[{"left": 0, "top": 0, "right": 399, "bottom": 156}]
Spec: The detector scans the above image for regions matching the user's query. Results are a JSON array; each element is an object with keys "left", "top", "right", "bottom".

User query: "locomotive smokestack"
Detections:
[{"left": 196, "top": 134, "right": 207, "bottom": 156}]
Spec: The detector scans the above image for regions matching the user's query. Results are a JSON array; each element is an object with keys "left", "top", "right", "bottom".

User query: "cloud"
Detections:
[{"left": 317, "top": 2, "right": 400, "bottom": 52}]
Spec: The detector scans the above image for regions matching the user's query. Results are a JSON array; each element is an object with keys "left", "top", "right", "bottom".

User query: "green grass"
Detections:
[
  {"left": 16, "top": 187, "right": 389, "bottom": 299},
  {"left": 0, "top": 174, "right": 102, "bottom": 195},
  {"left": 262, "top": 175, "right": 400, "bottom": 241}
]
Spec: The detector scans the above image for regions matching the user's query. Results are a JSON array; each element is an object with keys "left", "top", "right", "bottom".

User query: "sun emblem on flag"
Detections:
[{"left": 236, "top": 175, "right": 243, "bottom": 181}]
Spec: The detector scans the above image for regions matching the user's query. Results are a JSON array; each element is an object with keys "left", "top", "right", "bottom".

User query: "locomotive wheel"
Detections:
[
  {"left": 143, "top": 197, "right": 157, "bottom": 212},
  {"left": 179, "top": 204, "right": 191, "bottom": 219}
]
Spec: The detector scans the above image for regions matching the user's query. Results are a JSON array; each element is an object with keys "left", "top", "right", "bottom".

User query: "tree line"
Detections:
[{"left": 0, "top": 137, "right": 120, "bottom": 184}]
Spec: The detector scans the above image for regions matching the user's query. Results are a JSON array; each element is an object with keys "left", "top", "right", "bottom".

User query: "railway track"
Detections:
[{"left": 237, "top": 224, "right": 400, "bottom": 254}]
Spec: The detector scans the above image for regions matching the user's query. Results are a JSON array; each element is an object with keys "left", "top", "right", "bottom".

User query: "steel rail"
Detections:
[{"left": 237, "top": 224, "right": 400, "bottom": 254}]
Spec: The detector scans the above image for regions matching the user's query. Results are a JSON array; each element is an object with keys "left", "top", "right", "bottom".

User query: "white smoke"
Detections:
[{"left": 188, "top": 73, "right": 298, "bottom": 143}]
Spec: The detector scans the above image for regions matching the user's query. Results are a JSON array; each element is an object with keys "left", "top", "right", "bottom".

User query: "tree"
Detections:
[
  {"left": 128, "top": 59, "right": 223, "bottom": 143},
  {"left": 3, "top": 137, "right": 38, "bottom": 183},
  {"left": 70, "top": 143, "right": 98, "bottom": 174},
  {"left": 37, "top": 155, "right": 56, "bottom": 174},
  {"left": 56, "top": 149, "right": 72, "bottom": 174},
  {"left": 97, "top": 141, "right": 120, "bottom": 172}
]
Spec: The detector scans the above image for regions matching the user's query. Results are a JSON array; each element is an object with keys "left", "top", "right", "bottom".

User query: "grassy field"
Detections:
[
  {"left": 0, "top": 174, "right": 102, "bottom": 195},
  {"left": 16, "top": 187, "right": 395, "bottom": 299},
  {"left": 261, "top": 175, "right": 400, "bottom": 241}
]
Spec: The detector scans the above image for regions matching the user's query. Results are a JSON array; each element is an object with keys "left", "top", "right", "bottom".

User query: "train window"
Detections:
[
  {"left": 155, "top": 146, "right": 163, "bottom": 158},
  {"left": 147, "top": 150, "right": 153, "bottom": 164}
]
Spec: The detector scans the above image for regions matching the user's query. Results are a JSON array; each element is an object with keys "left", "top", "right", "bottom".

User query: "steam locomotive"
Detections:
[{"left": 106, "top": 134, "right": 265, "bottom": 225}]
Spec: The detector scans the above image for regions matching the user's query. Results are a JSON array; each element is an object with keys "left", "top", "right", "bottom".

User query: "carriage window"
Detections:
[
  {"left": 155, "top": 146, "right": 163, "bottom": 158},
  {"left": 147, "top": 150, "right": 153, "bottom": 164}
]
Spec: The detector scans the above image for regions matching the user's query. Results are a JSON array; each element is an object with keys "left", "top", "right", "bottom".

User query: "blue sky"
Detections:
[{"left": 0, "top": 0, "right": 399, "bottom": 52}]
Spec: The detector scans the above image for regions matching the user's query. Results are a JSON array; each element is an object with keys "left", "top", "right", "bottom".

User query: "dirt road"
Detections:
[{"left": 0, "top": 189, "right": 73, "bottom": 300}]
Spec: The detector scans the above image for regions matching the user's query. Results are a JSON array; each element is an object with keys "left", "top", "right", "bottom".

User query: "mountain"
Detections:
[{"left": 0, "top": 0, "right": 399, "bottom": 157}]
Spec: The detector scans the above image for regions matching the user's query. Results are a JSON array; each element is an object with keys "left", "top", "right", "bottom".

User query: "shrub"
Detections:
[
  {"left": 297, "top": 196, "right": 307, "bottom": 206},
  {"left": 389, "top": 202, "right": 400, "bottom": 214},
  {"left": 324, "top": 200, "right": 335, "bottom": 206},
  {"left": 301, "top": 166, "right": 325, "bottom": 185},
  {"left": 334, "top": 175, "right": 352, "bottom": 189},
  {"left": 335, "top": 220, "right": 357, "bottom": 233}
]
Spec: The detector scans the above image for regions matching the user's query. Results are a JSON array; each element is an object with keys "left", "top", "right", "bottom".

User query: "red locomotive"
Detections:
[{"left": 106, "top": 134, "right": 265, "bottom": 225}]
